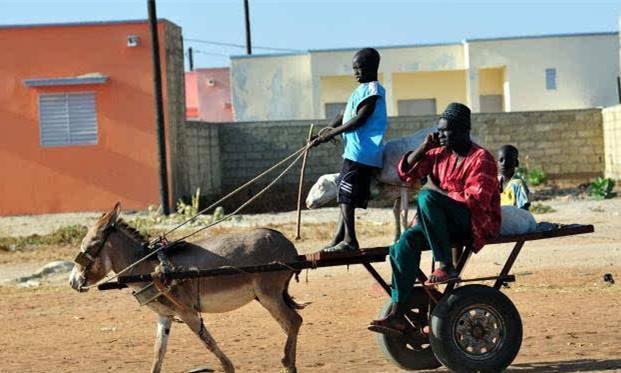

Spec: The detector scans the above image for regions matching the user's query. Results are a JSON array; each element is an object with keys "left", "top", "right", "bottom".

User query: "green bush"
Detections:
[
  {"left": 588, "top": 177, "right": 617, "bottom": 200},
  {"left": 176, "top": 187, "right": 202, "bottom": 224},
  {"left": 530, "top": 203, "right": 555, "bottom": 214},
  {"left": 0, "top": 225, "right": 88, "bottom": 251},
  {"left": 527, "top": 169, "right": 548, "bottom": 186},
  {"left": 515, "top": 167, "right": 547, "bottom": 186}
]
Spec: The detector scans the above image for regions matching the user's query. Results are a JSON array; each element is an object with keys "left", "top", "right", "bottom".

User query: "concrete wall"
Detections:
[
  {"left": 164, "top": 21, "right": 188, "bottom": 207},
  {"left": 479, "top": 67, "right": 504, "bottom": 96},
  {"left": 231, "top": 54, "right": 313, "bottom": 121},
  {"left": 175, "top": 108, "right": 604, "bottom": 213},
  {"left": 467, "top": 34, "right": 619, "bottom": 112},
  {"left": 603, "top": 105, "right": 621, "bottom": 180},
  {"left": 177, "top": 121, "right": 222, "bottom": 197},
  {"left": 471, "top": 109, "right": 604, "bottom": 186},
  {"left": 392, "top": 70, "right": 467, "bottom": 114}
]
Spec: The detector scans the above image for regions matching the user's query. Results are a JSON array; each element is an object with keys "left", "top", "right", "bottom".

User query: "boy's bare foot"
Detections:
[{"left": 322, "top": 241, "right": 360, "bottom": 253}]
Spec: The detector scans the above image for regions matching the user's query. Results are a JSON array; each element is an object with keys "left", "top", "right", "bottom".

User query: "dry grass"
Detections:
[{"left": 0, "top": 220, "right": 392, "bottom": 265}]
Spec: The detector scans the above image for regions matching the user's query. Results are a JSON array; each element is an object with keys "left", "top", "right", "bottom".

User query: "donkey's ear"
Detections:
[{"left": 104, "top": 202, "right": 121, "bottom": 228}]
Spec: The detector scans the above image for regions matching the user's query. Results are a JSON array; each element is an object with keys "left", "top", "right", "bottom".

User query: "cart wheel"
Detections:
[
  {"left": 375, "top": 288, "right": 441, "bottom": 371},
  {"left": 429, "top": 285, "right": 522, "bottom": 373}
]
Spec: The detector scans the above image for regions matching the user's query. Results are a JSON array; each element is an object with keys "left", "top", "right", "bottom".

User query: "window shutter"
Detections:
[
  {"left": 67, "top": 93, "right": 97, "bottom": 145},
  {"left": 39, "top": 92, "right": 98, "bottom": 147}
]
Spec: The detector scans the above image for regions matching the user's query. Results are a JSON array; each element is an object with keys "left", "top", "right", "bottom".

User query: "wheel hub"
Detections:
[{"left": 453, "top": 305, "right": 504, "bottom": 359}]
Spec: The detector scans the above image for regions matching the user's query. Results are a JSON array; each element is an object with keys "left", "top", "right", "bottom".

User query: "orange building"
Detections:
[
  {"left": 0, "top": 20, "right": 185, "bottom": 216},
  {"left": 185, "top": 67, "right": 233, "bottom": 122}
]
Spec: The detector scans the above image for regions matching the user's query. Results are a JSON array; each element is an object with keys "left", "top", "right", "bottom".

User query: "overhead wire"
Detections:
[
  {"left": 187, "top": 49, "right": 230, "bottom": 58},
  {"left": 184, "top": 37, "right": 304, "bottom": 53}
]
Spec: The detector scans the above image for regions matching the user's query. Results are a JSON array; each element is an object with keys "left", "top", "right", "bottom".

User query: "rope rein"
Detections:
[
  {"left": 150, "top": 143, "right": 312, "bottom": 243},
  {"left": 84, "top": 142, "right": 313, "bottom": 289}
]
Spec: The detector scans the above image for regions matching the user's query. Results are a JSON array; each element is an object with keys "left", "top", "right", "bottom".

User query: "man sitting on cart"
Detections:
[{"left": 370, "top": 102, "right": 501, "bottom": 335}]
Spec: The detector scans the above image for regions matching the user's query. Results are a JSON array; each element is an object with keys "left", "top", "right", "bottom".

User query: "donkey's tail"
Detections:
[{"left": 283, "top": 275, "right": 310, "bottom": 310}]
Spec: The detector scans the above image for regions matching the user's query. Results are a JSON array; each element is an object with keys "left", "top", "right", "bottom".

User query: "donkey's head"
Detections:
[{"left": 69, "top": 203, "right": 121, "bottom": 292}]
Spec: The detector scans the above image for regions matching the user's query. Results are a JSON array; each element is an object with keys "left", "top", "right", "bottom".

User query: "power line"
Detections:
[
  {"left": 189, "top": 49, "right": 230, "bottom": 58},
  {"left": 184, "top": 37, "right": 303, "bottom": 53}
]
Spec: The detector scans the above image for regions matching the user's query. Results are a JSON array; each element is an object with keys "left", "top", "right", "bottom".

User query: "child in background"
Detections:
[{"left": 498, "top": 145, "right": 531, "bottom": 210}]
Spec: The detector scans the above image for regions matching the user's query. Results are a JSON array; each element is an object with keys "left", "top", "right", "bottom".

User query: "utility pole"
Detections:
[
  {"left": 188, "top": 47, "right": 194, "bottom": 71},
  {"left": 147, "top": 0, "right": 171, "bottom": 215},
  {"left": 244, "top": 0, "right": 252, "bottom": 54}
]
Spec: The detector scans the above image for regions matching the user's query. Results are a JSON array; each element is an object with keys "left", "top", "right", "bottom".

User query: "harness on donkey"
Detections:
[{"left": 131, "top": 237, "right": 191, "bottom": 309}]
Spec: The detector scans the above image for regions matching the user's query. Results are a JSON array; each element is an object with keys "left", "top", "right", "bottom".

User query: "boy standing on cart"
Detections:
[
  {"left": 370, "top": 102, "right": 501, "bottom": 335},
  {"left": 312, "top": 48, "right": 387, "bottom": 252}
]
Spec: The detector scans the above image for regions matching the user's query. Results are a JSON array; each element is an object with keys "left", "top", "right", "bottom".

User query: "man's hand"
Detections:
[
  {"left": 423, "top": 132, "right": 441, "bottom": 151},
  {"left": 405, "top": 131, "right": 440, "bottom": 166}
]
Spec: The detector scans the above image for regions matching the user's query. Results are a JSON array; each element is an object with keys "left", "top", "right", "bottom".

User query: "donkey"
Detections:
[{"left": 69, "top": 203, "right": 305, "bottom": 373}]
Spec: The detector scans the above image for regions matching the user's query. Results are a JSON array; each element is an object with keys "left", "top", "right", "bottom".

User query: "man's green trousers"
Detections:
[{"left": 389, "top": 188, "right": 471, "bottom": 303}]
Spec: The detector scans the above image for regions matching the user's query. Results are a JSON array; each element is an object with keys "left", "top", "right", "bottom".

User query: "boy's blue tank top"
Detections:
[{"left": 341, "top": 81, "right": 387, "bottom": 168}]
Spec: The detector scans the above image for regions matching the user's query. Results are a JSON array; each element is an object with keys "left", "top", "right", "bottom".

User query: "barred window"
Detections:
[{"left": 38, "top": 92, "right": 98, "bottom": 147}]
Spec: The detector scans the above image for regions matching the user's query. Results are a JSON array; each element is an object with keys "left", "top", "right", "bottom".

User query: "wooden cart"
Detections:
[{"left": 100, "top": 224, "right": 594, "bottom": 372}]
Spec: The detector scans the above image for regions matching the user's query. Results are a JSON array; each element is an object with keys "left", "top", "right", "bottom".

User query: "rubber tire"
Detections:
[
  {"left": 429, "top": 285, "right": 522, "bottom": 373},
  {"left": 375, "top": 294, "right": 441, "bottom": 370}
]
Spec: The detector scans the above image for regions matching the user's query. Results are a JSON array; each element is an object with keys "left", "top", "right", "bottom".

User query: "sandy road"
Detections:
[{"left": 0, "top": 197, "right": 620, "bottom": 372}]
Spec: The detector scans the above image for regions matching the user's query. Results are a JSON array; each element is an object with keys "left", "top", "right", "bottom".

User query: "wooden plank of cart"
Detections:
[{"left": 100, "top": 223, "right": 594, "bottom": 372}]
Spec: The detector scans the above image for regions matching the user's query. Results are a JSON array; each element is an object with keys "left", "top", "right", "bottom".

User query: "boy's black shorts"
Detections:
[{"left": 336, "top": 159, "right": 378, "bottom": 209}]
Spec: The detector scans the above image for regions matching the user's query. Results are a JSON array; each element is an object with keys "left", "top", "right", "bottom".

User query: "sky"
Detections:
[{"left": 1, "top": 0, "right": 620, "bottom": 70}]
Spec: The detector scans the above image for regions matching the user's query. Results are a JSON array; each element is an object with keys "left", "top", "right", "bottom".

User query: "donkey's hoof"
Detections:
[{"left": 281, "top": 369, "right": 296, "bottom": 373}]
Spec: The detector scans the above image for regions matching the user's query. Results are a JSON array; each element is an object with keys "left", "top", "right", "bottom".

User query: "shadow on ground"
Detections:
[
  {"left": 508, "top": 359, "right": 621, "bottom": 372},
  {"left": 418, "top": 359, "right": 621, "bottom": 373}
]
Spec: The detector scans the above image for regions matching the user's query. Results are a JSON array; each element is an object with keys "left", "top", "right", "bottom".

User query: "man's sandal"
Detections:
[
  {"left": 367, "top": 318, "right": 407, "bottom": 337},
  {"left": 424, "top": 267, "right": 459, "bottom": 286}
]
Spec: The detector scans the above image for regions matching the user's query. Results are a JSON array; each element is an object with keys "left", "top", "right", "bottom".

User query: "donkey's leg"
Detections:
[
  {"left": 178, "top": 311, "right": 235, "bottom": 373},
  {"left": 392, "top": 197, "right": 401, "bottom": 243},
  {"left": 151, "top": 315, "right": 172, "bottom": 373},
  {"left": 400, "top": 187, "right": 409, "bottom": 231},
  {"left": 255, "top": 284, "right": 303, "bottom": 373}
]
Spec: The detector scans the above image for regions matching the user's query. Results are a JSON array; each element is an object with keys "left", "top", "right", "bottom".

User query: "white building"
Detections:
[{"left": 230, "top": 32, "right": 619, "bottom": 121}]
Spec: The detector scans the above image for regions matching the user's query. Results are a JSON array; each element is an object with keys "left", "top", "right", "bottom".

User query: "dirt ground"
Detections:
[{"left": 0, "top": 197, "right": 620, "bottom": 372}]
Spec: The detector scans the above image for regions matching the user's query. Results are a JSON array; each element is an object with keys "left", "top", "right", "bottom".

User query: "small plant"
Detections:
[
  {"left": 588, "top": 177, "right": 617, "bottom": 200},
  {"left": 130, "top": 188, "right": 233, "bottom": 232},
  {"left": 131, "top": 204, "right": 165, "bottom": 231},
  {"left": 530, "top": 203, "right": 555, "bottom": 214},
  {"left": 516, "top": 166, "right": 548, "bottom": 187},
  {"left": 176, "top": 188, "right": 202, "bottom": 223},
  {"left": 526, "top": 169, "right": 548, "bottom": 187},
  {"left": 213, "top": 206, "right": 225, "bottom": 221}
]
